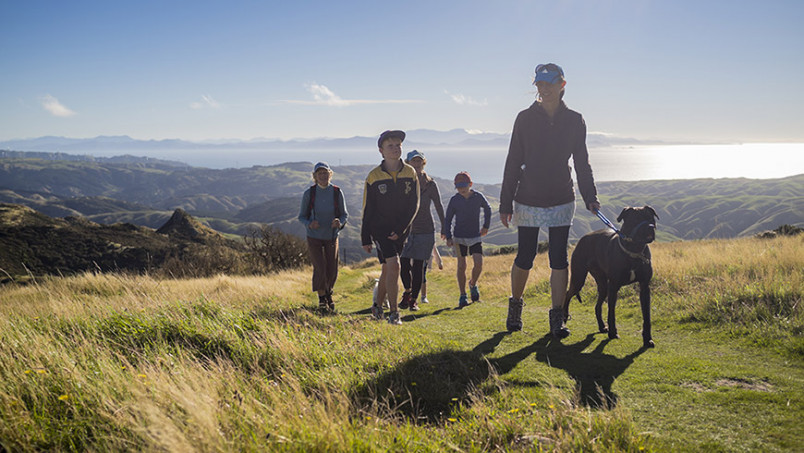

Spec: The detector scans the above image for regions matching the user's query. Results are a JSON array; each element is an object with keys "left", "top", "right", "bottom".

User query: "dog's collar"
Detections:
[{"left": 617, "top": 236, "right": 650, "bottom": 263}]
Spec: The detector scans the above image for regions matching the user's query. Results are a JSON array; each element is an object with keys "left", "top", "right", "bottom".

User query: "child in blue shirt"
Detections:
[{"left": 442, "top": 171, "right": 492, "bottom": 308}]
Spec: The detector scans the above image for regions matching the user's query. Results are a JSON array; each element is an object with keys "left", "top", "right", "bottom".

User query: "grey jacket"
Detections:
[{"left": 410, "top": 172, "right": 445, "bottom": 234}]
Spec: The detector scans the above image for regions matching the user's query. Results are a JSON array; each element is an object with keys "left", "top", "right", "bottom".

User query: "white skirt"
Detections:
[{"left": 513, "top": 200, "right": 575, "bottom": 228}]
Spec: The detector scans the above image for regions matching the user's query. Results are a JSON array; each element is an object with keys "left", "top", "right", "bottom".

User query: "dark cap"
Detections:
[
  {"left": 378, "top": 130, "right": 406, "bottom": 148},
  {"left": 454, "top": 171, "right": 472, "bottom": 187}
]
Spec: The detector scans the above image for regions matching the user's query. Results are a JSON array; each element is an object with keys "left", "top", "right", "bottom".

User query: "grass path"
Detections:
[{"left": 332, "top": 241, "right": 804, "bottom": 452}]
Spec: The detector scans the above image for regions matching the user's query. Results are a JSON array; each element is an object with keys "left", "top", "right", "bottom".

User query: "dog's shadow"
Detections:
[{"left": 501, "top": 334, "right": 648, "bottom": 407}]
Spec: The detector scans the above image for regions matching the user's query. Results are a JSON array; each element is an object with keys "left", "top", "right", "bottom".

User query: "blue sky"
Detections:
[{"left": 1, "top": 0, "right": 803, "bottom": 143}]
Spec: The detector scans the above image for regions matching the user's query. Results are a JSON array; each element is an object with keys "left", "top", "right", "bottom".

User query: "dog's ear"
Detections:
[
  {"left": 644, "top": 205, "right": 659, "bottom": 220},
  {"left": 617, "top": 207, "right": 633, "bottom": 223}
]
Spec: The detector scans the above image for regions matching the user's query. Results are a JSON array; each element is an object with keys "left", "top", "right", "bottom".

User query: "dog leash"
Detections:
[{"left": 594, "top": 209, "right": 624, "bottom": 239}]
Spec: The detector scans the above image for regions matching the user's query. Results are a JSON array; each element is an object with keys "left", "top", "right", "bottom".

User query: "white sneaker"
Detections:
[
  {"left": 421, "top": 297, "right": 430, "bottom": 304},
  {"left": 387, "top": 311, "right": 402, "bottom": 325}
]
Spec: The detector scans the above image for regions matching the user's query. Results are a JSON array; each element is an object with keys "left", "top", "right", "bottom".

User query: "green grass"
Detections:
[{"left": 0, "top": 236, "right": 802, "bottom": 451}]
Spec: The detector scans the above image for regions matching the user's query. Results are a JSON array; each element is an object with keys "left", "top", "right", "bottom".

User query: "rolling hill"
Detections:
[{"left": 1, "top": 151, "right": 802, "bottom": 263}]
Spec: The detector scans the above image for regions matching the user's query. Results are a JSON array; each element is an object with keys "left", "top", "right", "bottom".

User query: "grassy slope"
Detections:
[{"left": 0, "top": 236, "right": 801, "bottom": 452}]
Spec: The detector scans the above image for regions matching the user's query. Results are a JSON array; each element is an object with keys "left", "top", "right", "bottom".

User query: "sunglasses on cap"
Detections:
[{"left": 534, "top": 63, "right": 565, "bottom": 84}]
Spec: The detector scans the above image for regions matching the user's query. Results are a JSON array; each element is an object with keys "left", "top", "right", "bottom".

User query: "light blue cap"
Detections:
[
  {"left": 406, "top": 149, "right": 425, "bottom": 162},
  {"left": 534, "top": 63, "right": 565, "bottom": 84},
  {"left": 313, "top": 161, "right": 331, "bottom": 172}
]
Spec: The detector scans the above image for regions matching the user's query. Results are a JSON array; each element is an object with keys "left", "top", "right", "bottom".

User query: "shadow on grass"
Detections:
[
  {"left": 530, "top": 334, "right": 649, "bottom": 407},
  {"left": 352, "top": 331, "right": 649, "bottom": 423},
  {"left": 347, "top": 306, "right": 456, "bottom": 321},
  {"left": 351, "top": 332, "right": 510, "bottom": 423}
]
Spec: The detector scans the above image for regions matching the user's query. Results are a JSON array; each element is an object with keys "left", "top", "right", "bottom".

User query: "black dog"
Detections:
[{"left": 563, "top": 206, "right": 659, "bottom": 348}]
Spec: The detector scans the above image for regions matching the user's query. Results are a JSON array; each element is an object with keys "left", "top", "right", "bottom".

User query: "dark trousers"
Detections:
[
  {"left": 306, "top": 236, "right": 339, "bottom": 293},
  {"left": 400, "top": 258, "right": 425, "bottom": 300}
]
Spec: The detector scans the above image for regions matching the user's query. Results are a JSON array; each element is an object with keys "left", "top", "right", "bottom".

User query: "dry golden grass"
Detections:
[{"left": 0, "top": 235, "right": 801, "bottom": 451}]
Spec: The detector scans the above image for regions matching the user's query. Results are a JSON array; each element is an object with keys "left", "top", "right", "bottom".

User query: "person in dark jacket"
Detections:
[
  {"left": 499, "top": 63, "right": 601, "bottom": 337},
  {"left": 298, "top": 162, "right": 348, "bottom": 312},
  {"left": 362, "top": 130, "right": 420, "bottom": 325},
  {"left": 399, "top": 149, "right": 445, "bottom": 311}
]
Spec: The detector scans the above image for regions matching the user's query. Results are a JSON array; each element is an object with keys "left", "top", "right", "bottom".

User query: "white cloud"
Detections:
[
  {"left": 445, "top": 91, "right": 488, "bottom": 106},
  {"left": 190, "top": 94, "right": 220, "bottom": 110},
  {"left": 40, "top": 95, "right": 77, "bottom": 117},
  {"left": 282, "top": 83, "right": 423, "bottom": 106}
]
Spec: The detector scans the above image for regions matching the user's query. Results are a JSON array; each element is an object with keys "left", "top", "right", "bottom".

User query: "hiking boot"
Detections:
[
  {"left": 371, "top": 304, "right": 384, "bottom": 321},
  {"left": 549, "top": 308, "right": 570, "bottom": 339},
  {"left": 458, "top": 294, "right": 469, "bottom": 308},
  {"left": 409, "top": 298, "right": 419, "bottom": 311},
  {"left": 326, "top": 292, "right": 335, "bottom": 311},
  {"left": 399, "top": 291, "right": 412, "bottom": 310},
  {"left": 318, "top": 295, "right": 330, "bottom": 313},
  {"left": 387, "top": 311, "right": 402, "bottom": 325},
  {"left": 470, "top": 285, "right": 480, "bottom": 302},
  {"left": 506, "top": 297, "right": 524, "bottom": 331}
]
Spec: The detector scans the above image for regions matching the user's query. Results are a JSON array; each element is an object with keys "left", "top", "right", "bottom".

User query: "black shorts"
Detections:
[
  {"left": 374, "top": 235, "right": 407, "bottom": 264},
  {"left": 457, "top": 242, "right": 483, "bottom": 257}
]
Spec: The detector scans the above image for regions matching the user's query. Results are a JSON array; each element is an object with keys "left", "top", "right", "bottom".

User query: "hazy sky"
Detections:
[{"left": 2, "top": 0, "right": 803, "bottom": 143}]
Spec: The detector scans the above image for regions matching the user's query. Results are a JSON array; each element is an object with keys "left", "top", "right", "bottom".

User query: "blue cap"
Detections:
[
  {"left": 313, "top": 162, "right": 331, "bottom": 172},
  {"left": 406, "top": 149, "right": 425, "bottom": 162},
  {"left": 534, "top": 63, "right": 565, "bottom": 84}
]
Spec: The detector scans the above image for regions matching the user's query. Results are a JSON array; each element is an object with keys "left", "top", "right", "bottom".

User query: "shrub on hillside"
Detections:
[
  {"left": 244, "top": 225, "right": 309, "bottom": 273},
  {"left": 756, "top": 224, "right": 803, "bottom": 239}
]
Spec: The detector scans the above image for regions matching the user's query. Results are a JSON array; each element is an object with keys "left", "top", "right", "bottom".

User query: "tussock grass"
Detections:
[{"left": 0, "top": 236, "right": 802, "bottom": 451}]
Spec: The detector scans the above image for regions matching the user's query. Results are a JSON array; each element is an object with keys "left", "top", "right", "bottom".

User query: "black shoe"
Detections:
[
  {"left": 326, "top": 292, "right": 335, "bottom": 311},
  {"left": 399, "top": 291, "right": 412, "bottom": 310}
]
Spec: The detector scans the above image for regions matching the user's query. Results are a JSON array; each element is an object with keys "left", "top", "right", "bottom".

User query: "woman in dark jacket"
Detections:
[
  {"left": 399, "top": 150, "right": 445, "bottom": 311},
  {"left": 499, "top": 63, "right": 601, "bottom": 337}
]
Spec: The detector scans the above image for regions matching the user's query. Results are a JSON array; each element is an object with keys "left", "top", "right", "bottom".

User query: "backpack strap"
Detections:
[
  {"left": 332, "top": 185, "right": 341, "bottom": 219},
  {"left": 305, "top": 185, "right": 317, "bottom": 219}
]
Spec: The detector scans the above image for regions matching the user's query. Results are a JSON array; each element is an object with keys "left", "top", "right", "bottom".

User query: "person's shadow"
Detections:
[
  {"left": 351, "top": 331, "right": 648, "bottom": 424},
  {"left": 526, "top": 334, "right": 648, "bottom": 407},
  {"left": 480, "top": 333, "right": 648, "bottom": 407}
]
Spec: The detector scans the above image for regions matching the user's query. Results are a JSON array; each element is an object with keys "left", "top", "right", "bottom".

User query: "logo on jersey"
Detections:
[
  {"left": 405, "top": 182, "right": 412, "bottom": 194},
  {"left": 378, "top": 184, "right": 387, "bottom": 195}
]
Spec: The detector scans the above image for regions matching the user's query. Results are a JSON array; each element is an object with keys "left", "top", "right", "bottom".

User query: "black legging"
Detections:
[
  {"left": 400, "top": 258, "right": 426, "bottom": 300},
  {"left": 514, "top": 225, "right": 570, "bottom": 270}
]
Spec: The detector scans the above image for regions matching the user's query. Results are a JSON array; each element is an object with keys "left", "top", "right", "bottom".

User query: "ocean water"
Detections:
[
  {"left": 414, "top": 143, "right": 804, "bottom": 184},
  {"left": 163, "top": 143, "right": 804, "bottom": 184}
]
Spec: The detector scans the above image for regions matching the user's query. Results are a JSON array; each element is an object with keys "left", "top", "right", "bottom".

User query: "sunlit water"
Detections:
[{"left": 342, "top": 143, "right": 803, "bottom": 184}]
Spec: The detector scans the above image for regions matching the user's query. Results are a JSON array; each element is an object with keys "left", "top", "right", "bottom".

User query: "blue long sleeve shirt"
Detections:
[
  {"left": 442, "top": 191, "right": 491, "bottom": 240},
  {"left": 298, "top": 184, "right": 348, "bottom": 240}
]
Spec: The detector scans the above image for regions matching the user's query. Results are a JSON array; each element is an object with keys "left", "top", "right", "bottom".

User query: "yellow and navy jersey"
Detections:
[{"left": 361, "top": 160, "right": 420, "bottom": 246}]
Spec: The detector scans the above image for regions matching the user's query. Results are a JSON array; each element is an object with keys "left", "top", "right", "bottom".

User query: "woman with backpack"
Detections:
[{"left": 298, "top": 162, "right": 348, "bottom": 312}]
